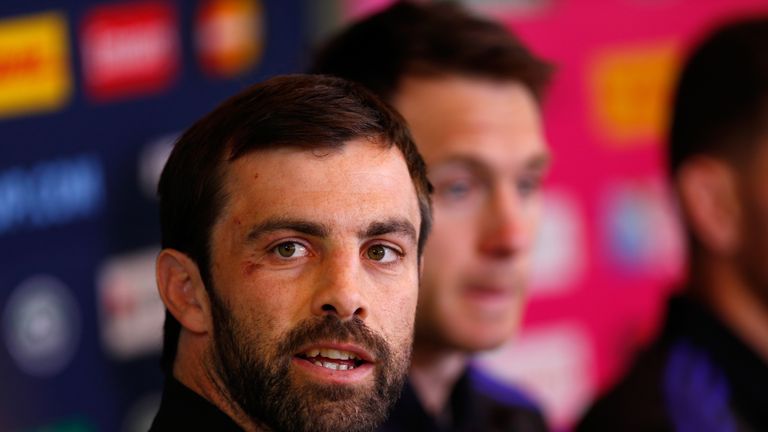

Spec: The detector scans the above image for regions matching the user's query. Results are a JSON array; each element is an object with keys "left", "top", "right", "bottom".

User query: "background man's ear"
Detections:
[
  {"left": 156, "top": 249, "right": 212, "bottom": 334},
  {"left": 676, "top": 156, "right": 742, "bottom": 255}
]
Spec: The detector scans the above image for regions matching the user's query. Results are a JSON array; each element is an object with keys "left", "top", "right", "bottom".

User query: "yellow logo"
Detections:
[
  {"left": 0, "top": 12, "right": 72, "bottom": 118},
  {"left": 589, "top": 43, "right": 680, "bottom": 146}
]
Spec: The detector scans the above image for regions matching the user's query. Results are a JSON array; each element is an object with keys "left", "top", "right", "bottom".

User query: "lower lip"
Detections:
[
  {"left": 462, "top": 287, "right": 515, "bottom": 310},
  {"left": 291, "top": 357, "right": 375, "bottom": 384}
]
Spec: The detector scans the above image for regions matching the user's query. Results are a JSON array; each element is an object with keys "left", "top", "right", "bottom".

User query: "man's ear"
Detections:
[
  {"left": 156, "top": 249, "right": 212, "bottom": 334},
  {"left": 676, "top": 156, "right": 742, "bottom": 255}
]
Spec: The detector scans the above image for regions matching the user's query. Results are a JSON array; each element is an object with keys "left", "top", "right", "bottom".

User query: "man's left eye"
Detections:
[
  {"left": 366, "top": 244, "right": 400, "bottom": 263},
  {"left": 272, "top": 241, "right": 309, "bottom": 258}
]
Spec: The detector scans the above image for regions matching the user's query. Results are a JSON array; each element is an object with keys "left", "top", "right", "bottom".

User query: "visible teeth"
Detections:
[
  {"left": 322, "top": 361, "right": 339, "bottom": 370},
  {"left": 318, "top": 348, "right": 358, "bottom": 360},
  {"left": 320, "top": 349, "right": 346, "bottom": 360},
  {"left": 302, "top": 347, "right": 361, "bottom": 361},
  {"left": 310, "top": 360, "right": 355, "bottom": 371}
]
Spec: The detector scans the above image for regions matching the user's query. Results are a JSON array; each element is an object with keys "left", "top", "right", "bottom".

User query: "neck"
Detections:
[
  {"left": 693, "top": 257, "right": 768, "bottom": 363},
  {"left": 409, "top": 346, "right": 468, "bottom": 418},
  {"left": 173, "top": 333, "right": 266, "bottom": 432}
]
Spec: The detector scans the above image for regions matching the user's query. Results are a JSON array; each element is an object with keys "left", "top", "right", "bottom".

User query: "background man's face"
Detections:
[
  {"left": 394, "top": 75, "right": 549, "bottom": 352},
  {"left": 205, "top": 141, "right": 422, "bottom": 431},
  {"left": 737, "top": 137, "right": 768, "bottom": 309}
]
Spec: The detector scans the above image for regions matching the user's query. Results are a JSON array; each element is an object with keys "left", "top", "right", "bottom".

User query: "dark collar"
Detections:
[
  {"left": 149, "top": 376, "right": 243, "bottom": 431},
  {"left": 378, "top": 369, "right": 473, "bottom": 432},
  {"left": 379, "top": 366, "right": 546, "bottom": 432}
]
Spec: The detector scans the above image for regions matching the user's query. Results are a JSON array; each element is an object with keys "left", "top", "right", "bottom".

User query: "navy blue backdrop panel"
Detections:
[{"left": 0, "top": 1, "right": 307, "bottom": 430}]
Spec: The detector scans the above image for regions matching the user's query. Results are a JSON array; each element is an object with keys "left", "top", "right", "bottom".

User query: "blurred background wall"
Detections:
[{"left": 2, "top": 1, "right": 767, "bottom": 431}]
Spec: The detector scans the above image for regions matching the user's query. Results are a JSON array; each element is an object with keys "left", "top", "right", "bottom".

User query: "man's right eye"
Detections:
[{"left": 272, "top": 242, "right": 309, "bottom": 258}]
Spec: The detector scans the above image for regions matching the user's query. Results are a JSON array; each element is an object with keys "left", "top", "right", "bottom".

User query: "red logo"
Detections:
[{"left": 80, "top": 1, "right": 179, "bottom": 102}]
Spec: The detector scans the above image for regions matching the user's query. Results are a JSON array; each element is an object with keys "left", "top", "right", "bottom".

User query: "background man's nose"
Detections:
[{"left": 478, "top": 184, "right": 531, "bottom": 259}]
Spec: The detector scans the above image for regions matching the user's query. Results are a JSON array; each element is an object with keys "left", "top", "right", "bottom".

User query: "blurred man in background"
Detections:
[
  {"left": 313, "top": 2, "right": 552, "bottom": 430},
  {"left": 578, "top": 17, "right": 768, "bottom": 432},
  {"left": 150, "top": 74, "right": 432, "bottom": 431}
]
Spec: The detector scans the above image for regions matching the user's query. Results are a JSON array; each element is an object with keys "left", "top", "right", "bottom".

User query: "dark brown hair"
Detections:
[
  {"left": 310, "top": 1, "right": 553, "bottom": 103},
  {"left": 158, "top": 74, "right": 432, "bottom": 373},
  {"left": 669, "top": 16, "right": 768, "bottom": 175}
]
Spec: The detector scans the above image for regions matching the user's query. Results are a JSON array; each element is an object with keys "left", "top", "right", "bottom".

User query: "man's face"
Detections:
[
  {"left": 737, "top": 137, "right": 768, "bottom": 308},
  {"left": 206, "top": 141, "right": 422, "bottom": 431},
  {"left": 393, "top": 75, "right": 549, "bottom": 352}
]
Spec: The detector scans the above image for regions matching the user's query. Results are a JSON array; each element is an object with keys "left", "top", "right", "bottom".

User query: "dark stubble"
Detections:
[{"left": 209, "top": 293, "right": 411, "bottom": 432}]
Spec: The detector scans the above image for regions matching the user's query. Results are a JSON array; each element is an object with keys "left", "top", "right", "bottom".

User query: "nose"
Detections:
[
  {"left": 478, "top": 183, "right": 531, "bottom": 258},
  {"left": 310, "top": 249, "right": 369, "bottom": 321}
]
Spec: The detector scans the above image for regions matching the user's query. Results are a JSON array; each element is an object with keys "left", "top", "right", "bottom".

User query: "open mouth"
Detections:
[{"left": 296, "top": 348, "right": 368, "bottom": 371}]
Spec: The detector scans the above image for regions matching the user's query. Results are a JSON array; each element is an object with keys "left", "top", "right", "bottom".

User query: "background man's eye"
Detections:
[
  {"left": 442, "top": 180, "right": 472, "bottom": 199},
  {"left": 367, "top": 245, "right": 386, "bottom": 261},
  {"left": 448, "top": 182, "right": 469, "bottom": 195},
  {"left": 517, "top": 175, "right": 542, "bottom": 198}
]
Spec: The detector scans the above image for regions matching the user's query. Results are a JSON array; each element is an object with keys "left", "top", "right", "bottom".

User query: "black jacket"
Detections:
[{"left": 149, "top": 377, "right": 242, "bottom": 431}]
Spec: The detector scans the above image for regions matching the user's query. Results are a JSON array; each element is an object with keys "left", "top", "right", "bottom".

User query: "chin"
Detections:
[
  {"left": 458, "top": 336, "right": 509, "bottom": 353},
  {"left": 443, "top": 327, "right": 516, "bottom": 353}
]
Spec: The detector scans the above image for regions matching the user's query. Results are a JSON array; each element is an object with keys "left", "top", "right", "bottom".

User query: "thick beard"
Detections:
[{"left": 208, "top": 293, "right": 411, "bottom": 432}]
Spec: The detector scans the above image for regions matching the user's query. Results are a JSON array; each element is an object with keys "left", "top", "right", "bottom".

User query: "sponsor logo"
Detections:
[
  {"left": 138, "top": 132, "right": 177, "bottom": 200},
  {"left": 3, "top": 275, "right": 81, "bottom": 377},
  {"left": 195, "top": 0, "right": 264, "bottom": 77},
  {"left": 80, "top": 1, "right": 180, "bottom": 102},
  {"left": 475, "top": 323, "right": 593, "bottom": 428},
  {"left": 97, "top": 247, "right": 164, "bottom": 360},
  {"left": 0, "top": 11, "right": 72, "bottom": 118},
  {"left": 530, "top": 189, "right": 585, "bottom": 295},
  {"left": 0, "top": 154, "right": 104, "bottom": 236},
  {"left": 589, "top": 42, "right": 680, "bottom": 145},
  {"left": 601, "top": 179, "right": 684, "bottom": 276}
]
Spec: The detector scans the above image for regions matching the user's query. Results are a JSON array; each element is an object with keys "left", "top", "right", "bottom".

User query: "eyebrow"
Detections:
[
  {"left": 245, "top": 217, "right": 418, "bottom": 244},
  {"left": 360, "top": 218, "right": 418, "bottom": 244},
  {"left": 525, "top": 153, "right": 552, "bottom": 172},
  {"left": 246, "top": 218, "right": 330, "bottom": 241}
]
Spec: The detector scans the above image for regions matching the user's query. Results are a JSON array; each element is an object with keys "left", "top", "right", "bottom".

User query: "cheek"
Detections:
[
  {"left": 424, "top": 211, "right": 475, "bottom": 261},
  {"left": 223, "top": 274, "right": 307, "bottom": 330},
  {"left": 519, "top": 200, "right": 543, "bottom": 249},
  {"left": 373, "top": 274, "right": 419, "bottom": 334},
  {"left": 746, "top": 196, "right": 768, "bottom": 264},
  {"left": 738, "top": 181, "right": 766, "bottom": 242}
]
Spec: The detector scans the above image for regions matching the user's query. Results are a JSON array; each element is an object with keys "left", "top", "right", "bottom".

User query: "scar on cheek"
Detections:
[
  {"left": 233, "top": 217, "right": 242, "bottom": 226},
  {"left": 241, "top": 260, "right": 261, "bottom": 277}
]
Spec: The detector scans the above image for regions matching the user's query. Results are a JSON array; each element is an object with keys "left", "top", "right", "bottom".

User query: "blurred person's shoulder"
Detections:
[
  {"left": 466, "top": 365, "right": 549, "bottom": 432},
  {"left": 578, "top": 294, "right": 768, "bottom": 432}
]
